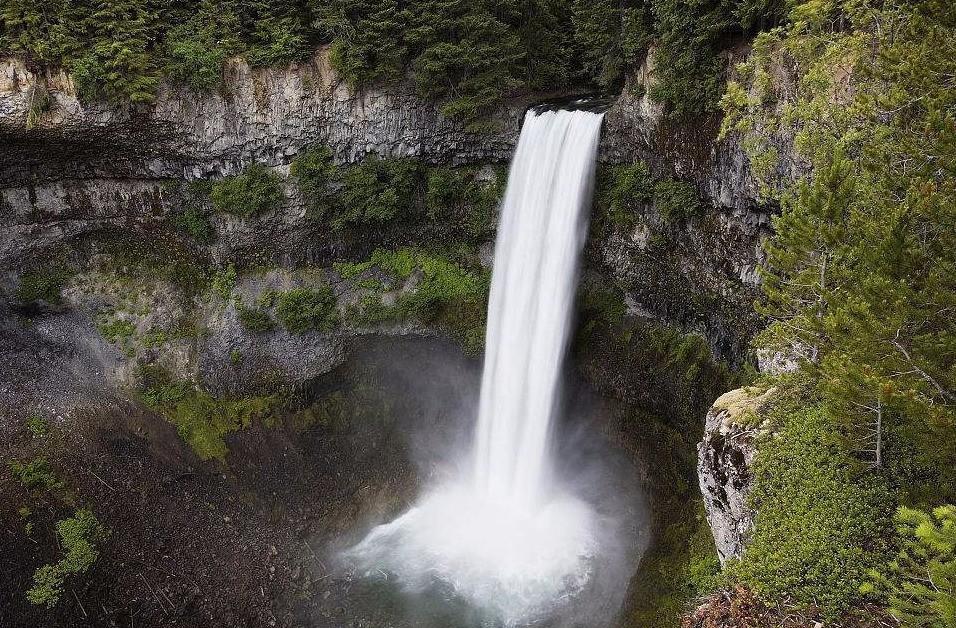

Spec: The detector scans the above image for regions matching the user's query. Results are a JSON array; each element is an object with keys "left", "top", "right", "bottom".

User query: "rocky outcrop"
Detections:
[{"left": 697, "top": 386, "right": 775, "bottom": 562}]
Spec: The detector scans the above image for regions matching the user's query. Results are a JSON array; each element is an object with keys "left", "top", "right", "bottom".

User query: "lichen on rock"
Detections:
[{"left": 696, "top": 385, "right": 776, "bottom": 562}]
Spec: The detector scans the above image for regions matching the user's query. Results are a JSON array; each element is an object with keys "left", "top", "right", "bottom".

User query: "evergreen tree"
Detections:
[{"left": 868, "top": 505, "right": 956, "bottom": 628}]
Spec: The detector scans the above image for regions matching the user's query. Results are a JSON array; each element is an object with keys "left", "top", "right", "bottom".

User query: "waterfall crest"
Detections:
[{"left": 345, "top": 108, "right": 606, "bottom": 626}]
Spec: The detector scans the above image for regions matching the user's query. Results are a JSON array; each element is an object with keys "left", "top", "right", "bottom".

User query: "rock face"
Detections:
[
  {"left": 0, "top": 51, "right": 521, "bottom": 186},
  {"left": 0, "top": 47, "right": 773, "bottom": 364},
  {"left": 697, "top": 386, "right": 775, "bottom": 562}
]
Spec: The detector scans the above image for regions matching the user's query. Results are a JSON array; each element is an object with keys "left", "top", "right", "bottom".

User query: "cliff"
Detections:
[{"left": 1, "top": 48, "right": 770, "bottom": 362}]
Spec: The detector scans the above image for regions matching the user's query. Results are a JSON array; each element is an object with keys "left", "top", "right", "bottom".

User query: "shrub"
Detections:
[
  {"left": 425, "top": 167, "right": 502, "bottom": 242},
  {"left": 290, "top": 145, "right": 339, "bottom": 220},
  {"left": 653, "top": 178, "right": 702, "bottom": 223},
  {"left": 596, "top": 162, "right": 655, "bottom": 230},
  {"left": 209, "top": 164, "right": 284, "bottom": 217},
  {"left": 16, "top": 267, "right": 72, "bottom": 305},
  {"left": 275, "top": 286, "right": 339, "bottom": 334},
  {"left": 237, "top": 304, "right": 274, "bottom": 332},
  {"left": 730, "top": 400, "right": 895, "bottom": 617},
  {"left": 26, "top": 414, "right": 49, "bottom": 438},
  {"left": 27, "top": 509, "right": 106, "bottom": 608},
  {"left": 334, "top": 157, "right": 422, "bottom": 230},
  {"left": 170, "top": 205, "right": 213, "bottom": 242},
  {"left": 209, "top": 264, "right": 237, "bottom": 300},
  {"left": 9, "top": 457, "right": 62, "bottom": 491},
  {"left": 866, "top": 505, "right": 956, "bottom": 628}
]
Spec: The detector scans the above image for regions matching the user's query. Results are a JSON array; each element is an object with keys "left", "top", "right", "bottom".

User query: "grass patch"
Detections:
[
  {"left": 338, "top": 247, "right": 489, "bottom": 353},
  {"left": 26, "top": 509, "right": 106, "bottom": 608},
  {"left": 26, "top": 414, "right": 50, "bottom": 439},
  {"left": 169, "top": 204, "right": 213, "bottom": 242},
  {"left": 9, "top": 457, "right": 63, "bottom": 492},
  {"left": 96, "top": 316, "right": 136, "bottom": 344},
  {"left": 237, "top": 304, "right": 275, "bottom": 332}
]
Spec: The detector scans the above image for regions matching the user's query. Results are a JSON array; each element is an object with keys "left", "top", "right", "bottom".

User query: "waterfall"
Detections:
[
  {"left": 474, "top": 108, "right": 605, "bottom": 508},
  {"left": 345, "top": 107, "right": 606, "bottom": 626}
]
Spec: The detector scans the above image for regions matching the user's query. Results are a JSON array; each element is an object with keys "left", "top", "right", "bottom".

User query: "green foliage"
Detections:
[
  {"left": 653, "top": 178, "right": 702, "bottom": 223},
  {"left": 596, "top": 162, "right": 655, "bottom": 230},
  {"left": 649, "top": 328, "right": 718, "bottom": 382},
  {"left": 275, "top": 286, "right": 339, "bottom": 334},
  {"left": 290, "top": 145, "right": 339, "bottom": 220},
  {"left": 26, "top": 509, "right": 106, "bottom": 608},
  {"left": 731, "top": 0, "right": 956, "bottom": 495},
  {"left": 209, "top": 164, "right": 284, "bottom": 217},
  {"left": 0, "top": 0, "right": 312, "bottom": 102},
  {"left": 16, "top": 266, "right": 71, "bottom": 305},
  {"left": 291, "top": 149, "right": 501, "bottom": 242},
  {"left": 209, "top": 264, "right": 237, "bottom": 300},
  {"left": 425, "top": 166, "right": 502, "bottom": 241},
  {"left": 68, "top": 0, "right": 160, "bottom": 104},
  {"left": 138, "top": 364, "right": 282, "bottom": 460},
  {"left": 594, "top": 162, "right": 703, "bottom": 231},
  {"left": 318, "top": 0, "right": 557, "bottom": 127},
  {"left": 9, "top": 457, "right": 62, "bottom": 491},
  {"left": 647, "top": 0, "right": 737, "bottom": 118},
  {"left": 867, "top": 505, "right": 956, "bottom": 628},
  {"left": 90, "top": 230, "right": 211, "bottom": 296},
  {"left": 26, "top": 414, "right": 49, "bottom": 438},
  {"left": 730, "top": 398, "right": 894, "bottom": 616},
  {"left": 163, "top": 9, "right": 229, "bottom": 90},
  {"left": 237, "top": 304, "right": 274, "bottom": 332},
  {"left": 96, "top": 316, "right": 136, "bottom": 344},
  {"left": 335, "top": 156, "right": 422, "bottom": 230},
  {"left": 244, "top": 16, "right": 306, "bottom": 67},
  {"left": 170, "top": 204, "right": 214, "bottom": 243},
  {"left": 1, "top": 0, "right": 777, "bottom": 118},
  {"left": 628, "top": 499, "right": 722, "bottom": 626},
  {"left": 571, "top": 0, "right": 653, "bottom": 89},
  {"left": 339, "top": 247, "right": 489, "bottom": 353}
]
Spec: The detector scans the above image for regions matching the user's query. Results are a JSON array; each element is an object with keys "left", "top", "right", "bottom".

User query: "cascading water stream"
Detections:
[
  {"left": 474, "top": 108, "right": 604, "bottom": 509},
  {"left": 345, "top": 107, "right": 606, "bottom": 625}
]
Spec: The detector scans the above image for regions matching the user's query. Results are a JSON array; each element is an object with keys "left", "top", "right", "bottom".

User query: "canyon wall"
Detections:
[{"left": 0, "top": 48, "right": 769, "bottom": 363}]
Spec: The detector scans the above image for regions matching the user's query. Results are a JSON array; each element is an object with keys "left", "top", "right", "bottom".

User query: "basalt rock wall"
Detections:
[{"left": 1, "top": 47, "right": 772, "bottom": 364}]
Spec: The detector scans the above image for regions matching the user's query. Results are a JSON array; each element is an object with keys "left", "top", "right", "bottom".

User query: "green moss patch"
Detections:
[{"left": 138, "top": 365, "right": 286, "bottom": 461}]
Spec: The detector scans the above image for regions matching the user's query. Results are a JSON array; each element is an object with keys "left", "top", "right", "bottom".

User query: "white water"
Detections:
[
  {"left": 474, "top": 109, "right": 605, "bottom": 508},
  {"left": 346, "top": 108, "right": 606, "bottom": 625}
]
